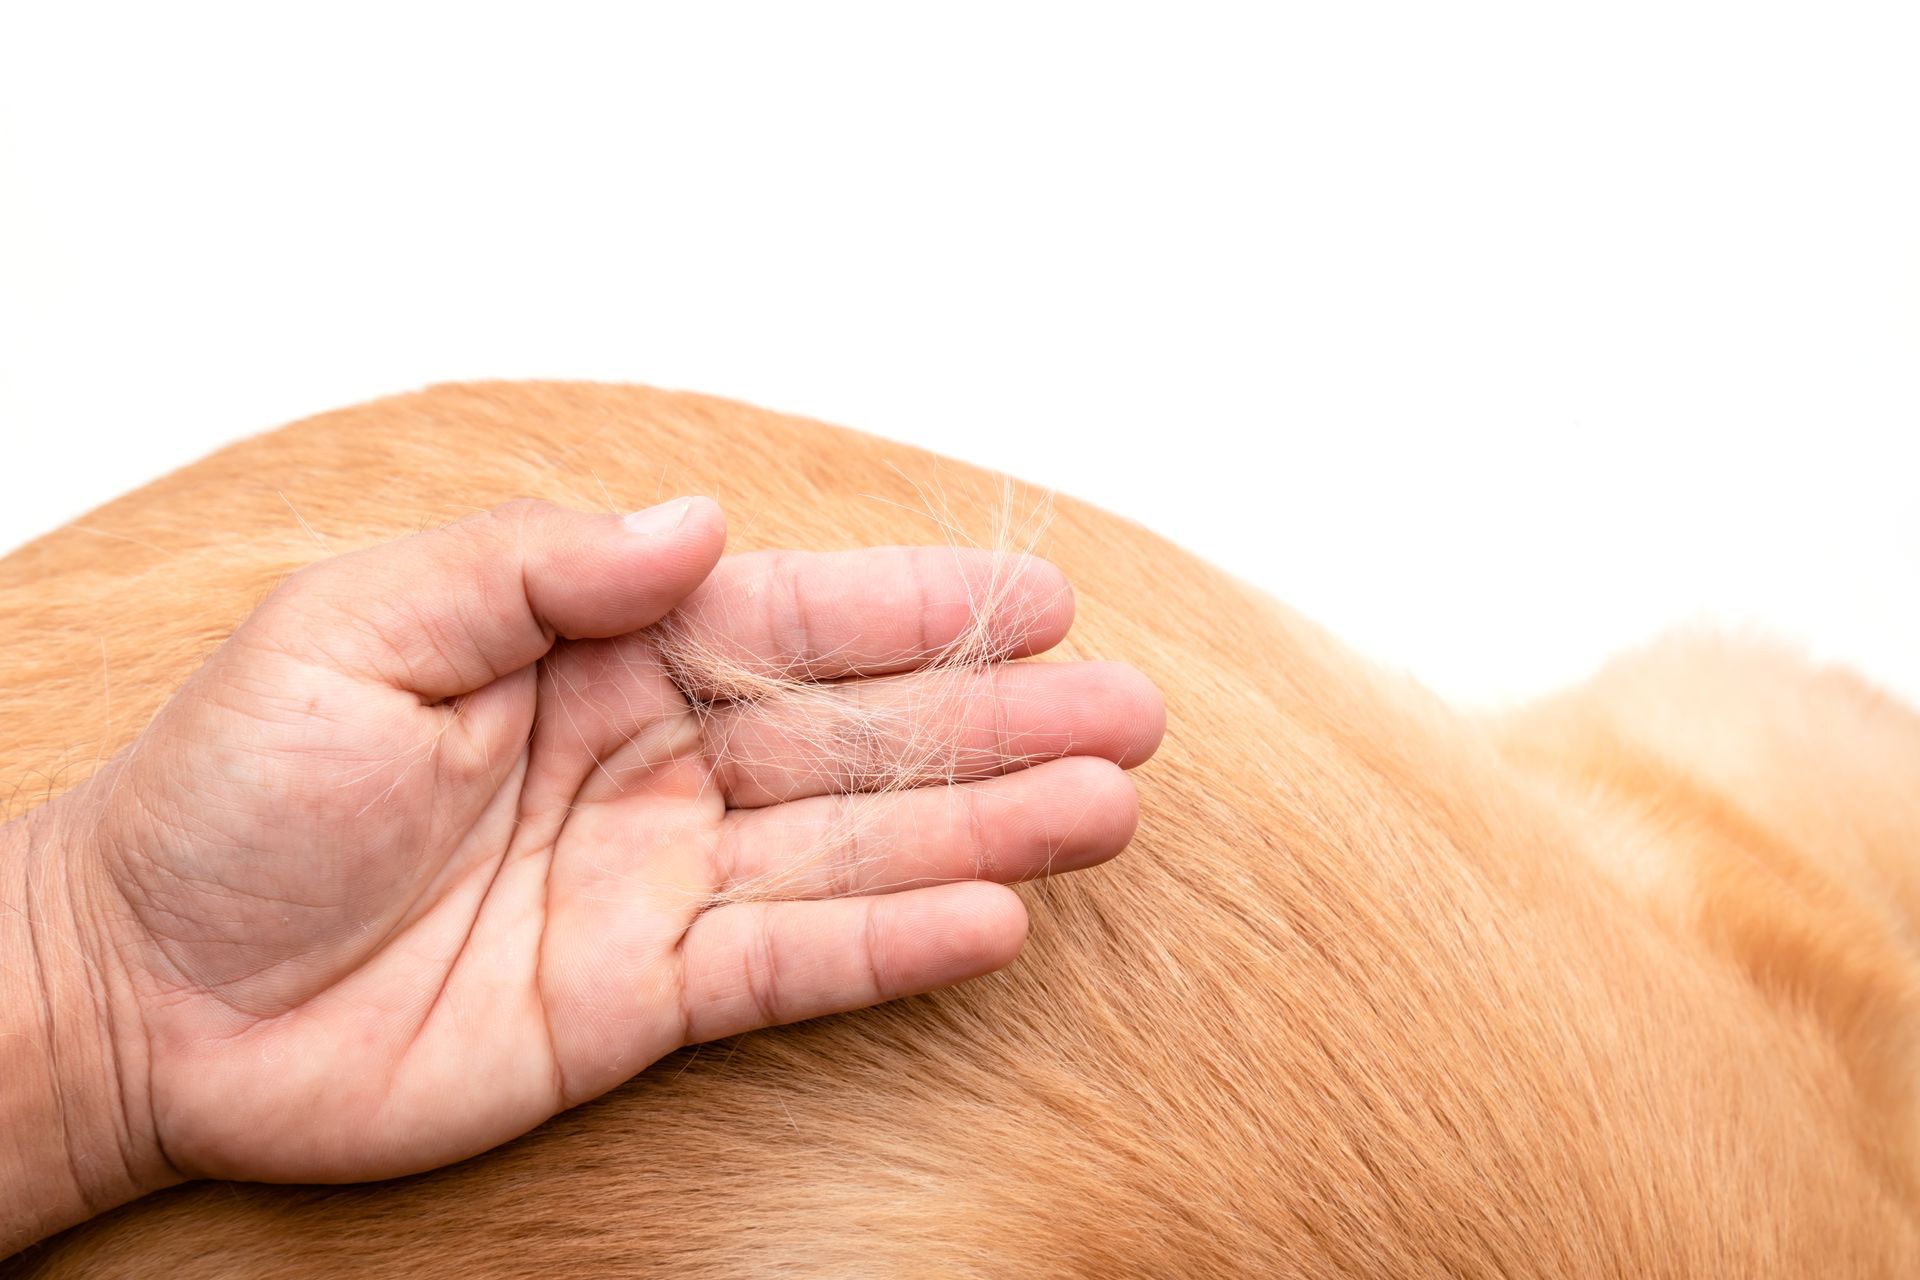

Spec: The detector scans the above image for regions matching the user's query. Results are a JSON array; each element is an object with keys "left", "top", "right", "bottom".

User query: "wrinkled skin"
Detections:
[{"left": 39, "top": 497, "right": 1162, "bottom": 1194}]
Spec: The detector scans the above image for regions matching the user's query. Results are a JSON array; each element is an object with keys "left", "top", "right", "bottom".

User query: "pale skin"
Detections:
[{"left": 0, "top": 497, "right": 1164, "bottom": 1252}]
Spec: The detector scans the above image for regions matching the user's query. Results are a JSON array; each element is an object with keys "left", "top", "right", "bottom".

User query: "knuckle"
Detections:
[
  {"left": 828, "top": 794, "right": 863, "bottom": 897},
  {"left": 259, "top": 557, "right": 341, "bottom": 620},
  {"left": 987, "top": 666, "right": 1015, "bottom": 763},
  {"left": 756, "top": 550, "right": 815, "bottom": 674},
  {"left": 859, "top": 904, "right": 889, "bottom": 1000},
  {"left": 963, "top": 787, "right": 995, "bottom": 879},
  {"left": 488, "top": 497, "right": 550, "bottom": 526},
  {"left": 744, "top": 911, "right": 785, "bottom": 1026},
  {"left": 275, "top": 555, "right": 333, "bottom": 595},
  {"left": 477, "top": 498, "right": 551, "bottom": 550}
]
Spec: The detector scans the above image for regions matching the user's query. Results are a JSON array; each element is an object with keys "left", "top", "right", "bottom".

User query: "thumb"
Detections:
[{"left": 253, "top": 497, "right": 725, "bottom": 699}]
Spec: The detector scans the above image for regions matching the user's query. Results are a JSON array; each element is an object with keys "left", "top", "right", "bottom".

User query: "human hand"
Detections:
[{"left": 4, "top": 498, "right": 1161, "bottom": 1240}]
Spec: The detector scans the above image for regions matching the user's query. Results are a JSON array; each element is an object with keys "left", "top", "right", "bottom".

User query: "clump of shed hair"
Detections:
[{"left": 648, "top": 477, "right": 1064, "bottom": 907}]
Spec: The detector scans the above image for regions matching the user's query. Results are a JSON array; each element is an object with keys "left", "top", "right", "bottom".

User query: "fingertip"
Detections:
[
  {"left": 1086, "top": 661, "right": 1166, "bottom": 768},
  {"left": 607, "top": 497, "right": 727, "bottom": 625},
  {"left": 1084, "top": 757, "right": 1144, "bottom": 855},
  {"left": 1019, "top": 756, "right": 1140, "bottom": 874},
  {"left": 957, "top": 880, "right": 1031, "bottom": 971},
  {"left": 906, "top": 880, "right": 1029, "bottom": 984},
  {"left": 625, "top": 495, "right": 726, "bottom": 561},
  {"left": 680, "top": 495, "right": 727, "bottom": 548},
  {"left": 1004, "top": 554, "right": 1077, "bottom": 657},
  {"left": 679, "top": 498, "right": 728, "bottom": 581}
]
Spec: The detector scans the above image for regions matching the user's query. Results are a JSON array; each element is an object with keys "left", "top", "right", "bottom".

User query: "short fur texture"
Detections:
[{"left": 4, "top": 383, "right": 1918, "bottom": 1277}]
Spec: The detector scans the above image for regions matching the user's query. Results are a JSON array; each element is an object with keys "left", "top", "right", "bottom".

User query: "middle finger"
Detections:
[{"left": 704, "top": 659, "right": 1164, "bottom": 807}]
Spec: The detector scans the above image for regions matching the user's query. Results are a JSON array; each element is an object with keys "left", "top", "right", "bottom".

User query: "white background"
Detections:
[{"left": 3, "top": 3, "right": 1915, "bottom": 708}]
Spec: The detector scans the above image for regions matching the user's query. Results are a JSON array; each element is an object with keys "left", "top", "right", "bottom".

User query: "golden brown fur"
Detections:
[{"left": 4, "top": 383, "right": 1918, "bottom": 1276}]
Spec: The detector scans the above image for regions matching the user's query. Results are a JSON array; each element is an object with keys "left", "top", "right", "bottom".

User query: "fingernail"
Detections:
[{"left": 622, "top": 498, "right": 694, "bottom": 536}]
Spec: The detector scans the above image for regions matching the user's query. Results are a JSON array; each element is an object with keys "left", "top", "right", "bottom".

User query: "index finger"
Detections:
[{"left": 657, "top": 548, "right": 1075, "bottom": 698}]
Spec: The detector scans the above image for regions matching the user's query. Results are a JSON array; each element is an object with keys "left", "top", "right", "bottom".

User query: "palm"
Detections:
[{"left": 95, "top": 502, "right": 1161, "bottom": 1185}]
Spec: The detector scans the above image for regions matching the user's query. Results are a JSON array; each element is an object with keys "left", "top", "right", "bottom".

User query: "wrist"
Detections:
[{"left": 0, "top": 797, "right": 177, "bottom": 1254}]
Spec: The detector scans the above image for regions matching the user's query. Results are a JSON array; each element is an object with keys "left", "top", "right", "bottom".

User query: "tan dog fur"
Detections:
[{"left": 4, "top": 383, "right": 1918, "bottom": 1276}]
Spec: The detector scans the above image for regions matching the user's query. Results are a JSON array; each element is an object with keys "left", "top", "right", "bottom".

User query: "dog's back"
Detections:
[{"left": 5, "top": 383, "right": 1917, "bottom": 1277}]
